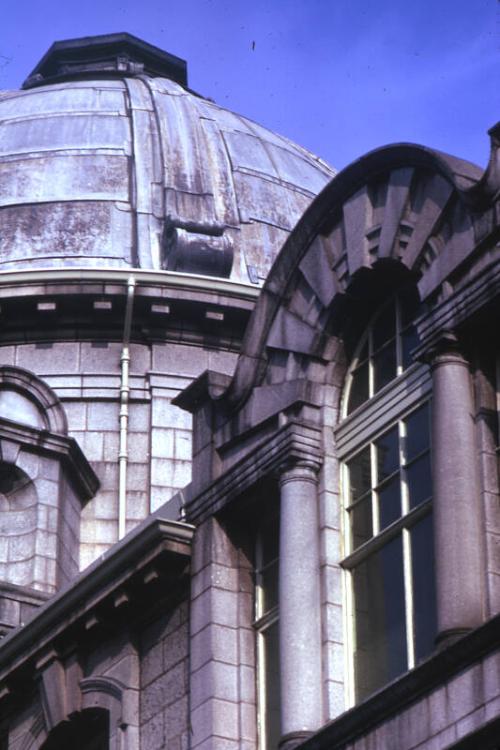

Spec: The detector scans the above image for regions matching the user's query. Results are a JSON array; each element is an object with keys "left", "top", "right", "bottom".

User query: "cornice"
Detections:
[
  {"left": 413, "top": 257, "right": 500, "bottom": 360},
  {"left": 0, "top": 267, "right": 260, "bottom": 307},
  {"left": 185, "top": 419, "right": 323, "bottom": 523},
  {"left": 0, "top": 516, "right": 194, "bottom": 702},
  {"left": 0, "top": 418, "right": 99, "bottom": 501}
]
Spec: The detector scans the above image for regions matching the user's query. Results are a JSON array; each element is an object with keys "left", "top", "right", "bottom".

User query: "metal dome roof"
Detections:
[{"left": 0, "top": 34, "right": 335, "bottom": 285}]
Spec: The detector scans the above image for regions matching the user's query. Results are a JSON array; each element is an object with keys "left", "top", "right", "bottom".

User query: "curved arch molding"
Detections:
[{"left": 221, "top": 127, "right": 500, "bottom": 410}]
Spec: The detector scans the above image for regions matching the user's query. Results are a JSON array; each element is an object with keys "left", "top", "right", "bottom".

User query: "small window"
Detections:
[
  {"left": 345, "top": 294, "right": 420, "bottom": 414},
  {"left": 254, "top": 514, "right": 280, "bottom": 750}
]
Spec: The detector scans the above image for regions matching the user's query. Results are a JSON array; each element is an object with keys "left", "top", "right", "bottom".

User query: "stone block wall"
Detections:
[
  {"left": 319, "top": 390, "right": 346, "bottom": 722},
  {"left": 0, "top": 340, "right": 238, "bottom": 571},
  {"left": 0, "top": 583, "right": 48, "bottom": 636},
  {"left": 139, "top": 600, "right": 190, "bottom": 750},
  {"left": 56, "top": 472, "right": 81, "bottom": 588},
  {"left": 5, "top": 692, "right": 43, "bottom": 750},
  {"left": 0, "top": 447, "right": 63, "bottom": 593},
  {"left": 189, "top": 516, "right": 256, "bottom": 750},
  {"left": 342, "top": 649, "right": 500, "bottom": 750}
]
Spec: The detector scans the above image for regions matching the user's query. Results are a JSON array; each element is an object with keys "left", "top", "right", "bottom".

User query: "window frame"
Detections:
[
  {"left": 254, "top": 513, "right": 280, "bottom": 750},
  {"left": 336, "top": 294, "right": 436, "bottom": 706},
  {"left": 343, "top": 294, "right": 421, "bottom": 417}
]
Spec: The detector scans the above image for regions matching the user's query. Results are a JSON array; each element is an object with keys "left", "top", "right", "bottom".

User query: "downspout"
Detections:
[{"left": 118, "top": 276, "right": 136, "bottom": 540}]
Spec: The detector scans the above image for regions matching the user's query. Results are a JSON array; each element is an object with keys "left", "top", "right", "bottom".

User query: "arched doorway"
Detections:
[{"left": 40, "top": 709, "right": 109, "bottom": 750}]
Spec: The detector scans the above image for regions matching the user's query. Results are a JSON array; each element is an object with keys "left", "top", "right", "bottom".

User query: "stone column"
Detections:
[
  {"left": 278, "top": 461, "right": 323, "bottom": 750},
  {"left": 431, "top": 344, "right": 484, "bottom": 645}
]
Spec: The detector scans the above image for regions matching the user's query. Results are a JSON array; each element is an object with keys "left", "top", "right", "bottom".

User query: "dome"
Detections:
[{"left": 0, "top": 33, "right": 335, "bottom": 285}]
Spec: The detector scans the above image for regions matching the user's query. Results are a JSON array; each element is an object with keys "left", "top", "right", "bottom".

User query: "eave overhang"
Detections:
[
  {"left": 0, "top": 268, "right": 259, "bottom": 350},
  {"left": 0, "top": 516, "right": 194, "bottom": 705}
]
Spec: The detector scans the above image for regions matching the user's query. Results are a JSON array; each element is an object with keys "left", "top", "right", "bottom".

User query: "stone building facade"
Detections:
[{"left": 0, "top": 32, "right": 499, "bottom": 750}]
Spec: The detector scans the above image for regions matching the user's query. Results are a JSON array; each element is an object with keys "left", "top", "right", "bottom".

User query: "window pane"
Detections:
[
  {"left": 353, "top": 535, "right": 407, "bottom": 701},
  {"left": 399, "top": 292, "right": 418, "bottom": 327},
  {"left": 260, "top": 516, "right": 279, "bottom": 567},
  {"left": 378, "top": 476, "right": 401, "bottom": 530},
  {"left": 411, "top": 514, "right": 437, "bottom": 662},
  {"left": 261, "top": 560, "right": 279, "bottom": 612},
  {"left": 348, "top": 448, "right": 371, "bottom": 504},
  {"left": 401, "top": 325, "right": 419, "bottom": 370},
  {"left": 358, "top": 339, "right": 369, "bottom": 362},
  {"left": 350, "top": 496, "right": 373, "bottom": 550},
  {"left": 348, "top": 360, "right": 369, "bottom": 412},
  {"left": 405, "top": 403, "right": 430, "bottom": 460},
  {"left": 372, "top": 302, "right": 396, "bottom": 350},
  {"left": 262, "top": 621, "right": 281, "bottom": 750},
  {"left": 373, "top": 340, "right": 397, "bottom": 393},
  {"left": 375, "top": 427, "right": 399, "bottom": 482},
  {"left": 406, "top": 453, "right": 432, "bottom": 509}
]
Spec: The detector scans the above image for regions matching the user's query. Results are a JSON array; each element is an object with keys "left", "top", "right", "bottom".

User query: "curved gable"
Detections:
[{"left": 223, "top": 128, "right": 500, "bottom": 411}]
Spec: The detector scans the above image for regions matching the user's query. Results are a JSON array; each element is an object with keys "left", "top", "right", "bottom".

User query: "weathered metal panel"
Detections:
[
  {"left": 164, "top": 189, "right": 218, "bottom": 227},
  {"left": 0, "top": 114, "right": 130, "bottom": 157},
  {"left": 154, "top": 91, "right": 210, "bottom": 195},
  {"left": 222, "top": 130, "right": 279, "bottom": 177},
  {"left": 238, "top": 221, "right": 289, "bottom": 281},
  {"left": 195, "top": 99, "right": 256, "bottom": 136},
  {"left": 0, "top": 86, "right": 127, "bottom": 120},
  {"left": 0, "top": 71, "right": 335, "bottom": 281},
  {"left": 233, "top": 171, "right": 306, "bottom": 231},
  {"left": 0, "top": 154, "right": 129, "bottom": 207},
  {"left": 124, "top": 78, "right": 162, "bottom": 267},
  {"left": 199, "top": 118, "right": 240, "bottom": 228},
  {"left": 268, "top": 142, "right": 331, "bottom": 194},
  {"left": 0, "top": 202, "right": 133, "bottom": 267}
]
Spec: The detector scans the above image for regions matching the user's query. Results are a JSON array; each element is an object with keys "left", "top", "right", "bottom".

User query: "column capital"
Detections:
[
  {"left": 421, "top": 331, "right": 469, "bottom": 369},
  {"left": 278, "top": 460, "right": 320, "bottom": 488}
]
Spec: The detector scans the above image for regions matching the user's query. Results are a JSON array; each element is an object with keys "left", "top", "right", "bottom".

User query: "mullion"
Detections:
[
  {"left": 395, "top": 296, "right": 403, "bottom": 376},
  {"left": 402, "top": 526, "right": 415, "bottom": 669}
]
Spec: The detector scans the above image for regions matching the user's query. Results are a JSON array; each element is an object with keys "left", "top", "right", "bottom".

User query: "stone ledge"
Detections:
[
  {"left": 185, "top": 420, "right": 322, "bottom": 523},
  {"left": 0, "top": 516, "right": 194, "bottom": 700}
]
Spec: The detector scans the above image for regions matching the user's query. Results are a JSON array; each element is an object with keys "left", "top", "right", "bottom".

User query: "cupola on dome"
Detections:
[{"left": 0, "top": 33, "right": 335, "bottom": 285}]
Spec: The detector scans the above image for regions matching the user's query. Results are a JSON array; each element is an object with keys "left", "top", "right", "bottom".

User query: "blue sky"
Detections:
[{"left": 1, "top": 0, "right": 497, "bottom": 170}]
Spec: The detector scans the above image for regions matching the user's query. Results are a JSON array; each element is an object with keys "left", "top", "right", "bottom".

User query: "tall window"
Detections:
[
  {"left": 254, "top": 514, "right": 280, "bottom": 750},
  {"left": 339, "top": 293, "right": 437, "bottom": 703}
]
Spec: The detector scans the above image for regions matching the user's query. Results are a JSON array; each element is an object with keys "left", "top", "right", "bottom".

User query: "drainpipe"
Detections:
[{"left": 118, "top": 276, "right": 136, "bottom": 540}]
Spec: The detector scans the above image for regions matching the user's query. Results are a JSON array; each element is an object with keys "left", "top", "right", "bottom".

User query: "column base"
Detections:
[{"left": 279, "top": 730, "right": 313, "bottom": 750}]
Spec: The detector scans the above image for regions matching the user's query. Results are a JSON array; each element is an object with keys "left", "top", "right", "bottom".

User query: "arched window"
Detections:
[
  {"left": 345, "top": 293, "right": 420, "bottom": 414},
  {"left": 337, "top": 290, "right": 437, "bottom": 704}
]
